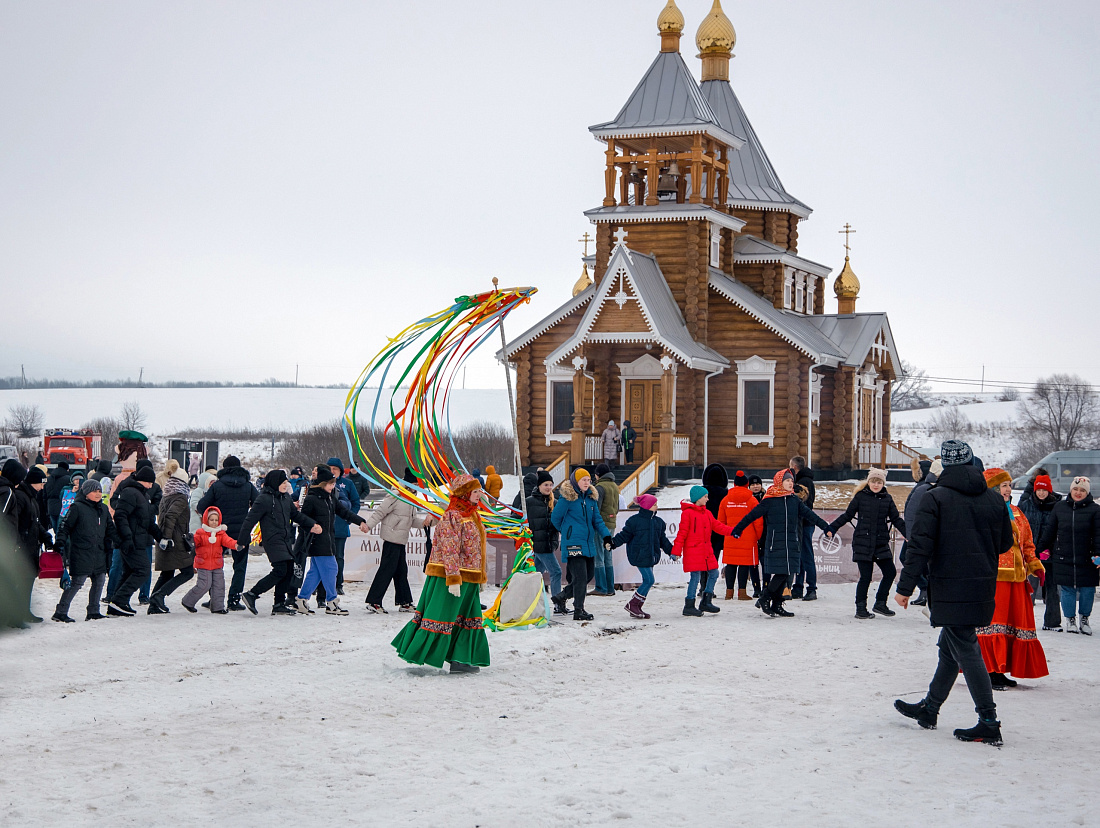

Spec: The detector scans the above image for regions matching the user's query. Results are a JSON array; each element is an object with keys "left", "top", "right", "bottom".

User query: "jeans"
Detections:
[
  {"left": 229, "top": 544, "right": 249, "bottom": 603},
  {"left": 793, "top": 525, "right": 816, "bottom": 590},
  {"left": 899, "top": 541, "right": 928, "bottom": 592},
  {"left": 55, "top": 572, "right": 106, "bottom": 616},
  {"left": 855, "top": 558, "right": 897, "bottom": 605},
  {"left": 334, "top": 536, "right": 347, "bottom": 590},
  {"left": 594, "top": 541, "right": 615, "bottom": 593},
  {"left": 926, "top": 626, "right": 997, "bottom": 719},
  {"left": 1059, "top": 585, "right": 1096, "bottom": 619},
  {"left": 533, "top": 552, "right": 562, "bottom": 597},
  {"left": 687, "top": 569, "right": 718, "bottom": 600},
  {"left": 366, "top": 541, "right": 413, "bottom": 606},
  {"left": 300, "top": 556, "right": 338, "bottom": 602},
  {"left": 106, "top": 547, "right": 124, "bottom": 598},
  {"left": 637, "top": 566, "right": 655, "bottom": 597}
]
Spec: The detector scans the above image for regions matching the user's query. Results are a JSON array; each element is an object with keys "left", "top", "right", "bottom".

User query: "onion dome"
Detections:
[
  {"left": 833, "top": 256, "right": 861, "bottom": 313},
  {"left": 657, "top": 0, "right": 684, "bottom": 52},
  {"left": 696, "top": 0, "right": 736, "bottom": 54},
  {"left": 572, "top": 263, "right": 594, "bottom": 297}
]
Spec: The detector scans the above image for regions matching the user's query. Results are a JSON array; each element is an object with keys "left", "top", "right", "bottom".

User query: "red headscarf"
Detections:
[{"left": 763, "top": 469, "right": 794, "bottom": 499}]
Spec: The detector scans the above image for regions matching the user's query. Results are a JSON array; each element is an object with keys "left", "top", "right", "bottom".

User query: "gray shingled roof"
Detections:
[
  {"left": 732, "top": 234, "right": 832, "bottom": 278},
  {"left": 700, "top": 79, "right": 811, "bottom": 217},
  {"left": 590, "top": 52, "right": 743, "bottom": 148},
  {"left": 803, "top": 313, "right": 899, "bottom": 369}
]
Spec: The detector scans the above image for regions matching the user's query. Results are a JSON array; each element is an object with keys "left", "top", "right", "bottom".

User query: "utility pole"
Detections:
[
  {"left": 138, "top": 367, "right": 144, "bottom": 386},
  {"left": 295, "top": 364, "right": 299, "bottom": 387},
  {"left": 21, "top": 364, "right": 26, "bottom": 389}
]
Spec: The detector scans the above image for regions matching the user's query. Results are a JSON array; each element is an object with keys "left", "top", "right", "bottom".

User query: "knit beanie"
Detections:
[
  {"left": 940, "top": 440, "right": 973, "bottom": 467},
  {"left": 25, "top": 467, "right": 45, "bottom": 485},
  {"left": 571, "top": 468, "right": 591, "bottom": 488},
  {"left": 314, "top": 464, "right": 335, "bottom": 483},
  {"left": 2, "top": 459, "right": 26, "bottom": 485},
  {"left": 326, "top": 457, "right": 345, "bottom": 473},
  {"left": 222, "top": 455, "right": 241, "bottom": 469},
  {"left": 134, "top": 466, "right": 156, "bottom": 483},
  {"left": 867, "top": 468, "right": 887, "bottom": 483},
  {"left": 536, "top": 470, "right": 554, "bottom": 486},
  {"left": 170, "top": 467, "right": 190, "bottom": 483},
  {"left": 56, "top": 461, "right": 70, "bottom": 470},
  {"left": 595, "top": 463, "right": 610, "bottom": 477},
  {"left": 81, "top": 479, "right": 102, "bottom": 496},
  {"left": 689, "top": 485, "right": 708, "bottom": 504},
  {"left": 1072, "top": 476, "right": 1091, "bottom": 495},
  {"left": 136, "top": 458, "right": 152, "bottom": 472},
  {"left": 403, "top": 467, "right": 418, "bottom": 485},
  {"left": 97, "top": 459, "right": 113, "bottom": 476},
  {"left": 747, "top": 474, "right": 763, "bottom": 486},
  {"left": 733, "top": 470, "right": 749, "bottom": 487},
  {"left": 983, "top": 468, "right": 1012, "bottom": 490},
  {"left": 264, "top": 469, "right": 288, "bottom": 490},
  {"left": 1033, "top": 474, "right": 1053, "bottom": 494},
  {"left": 634, "top": 493, "right": 658, "bottom": 511}
]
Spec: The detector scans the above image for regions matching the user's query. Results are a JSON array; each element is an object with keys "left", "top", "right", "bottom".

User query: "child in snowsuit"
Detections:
[
  {"left": 610, "top": 493, "right": 671, "bottom": 619},
  {"left": 182, "top": 506, "right": 236, "bottom": 613},
  {"left": 672, "top": 486, "right": 734, "bottom": 616}
]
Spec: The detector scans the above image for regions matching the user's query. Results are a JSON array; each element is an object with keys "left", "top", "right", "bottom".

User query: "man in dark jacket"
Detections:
[
  {"left": 894, "top": 440, "right": 1014, "bottom": 746},
  {"left": 197, "top": 455, "right": 259, "bottom": 611},
  {"left": 2, "top": 460, "right": 48, "bottom": 624},
  {"left": 325, "top": 457, "right": 360, "bottom": 598},
  {"left": 900, "top": 459, "right": 937, "bottom": 605},
  {"left": 107, "top": 465, "right": 160, "bottom": 616},
  {"left": 43, "top": 462, "right": 71, "bottom": 530},
  {"left": 53, "top": 480, "right": 119, "bottom": 622},
  {"left": 789, "top": 456, "right": 818, "bottom": 600}
]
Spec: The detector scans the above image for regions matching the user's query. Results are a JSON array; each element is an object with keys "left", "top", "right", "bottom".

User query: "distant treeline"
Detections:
[{"left": 0, "top": 377, "right": 348, "bottom": 390}]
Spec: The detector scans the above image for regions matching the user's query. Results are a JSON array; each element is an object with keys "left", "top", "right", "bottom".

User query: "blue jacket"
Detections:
[
  {"left": 333, "top": 476, "right": 360, "bottom": 539},
  {"left": 551, "top": 479, "right": 610, "bottom": 562},
  {"left": 611, "top": 509, "right": 672, "bottom": 568}
]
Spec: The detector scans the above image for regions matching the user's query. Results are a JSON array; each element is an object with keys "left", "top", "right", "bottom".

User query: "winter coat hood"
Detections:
[
  {"left": 702, "top": 463, "right": 728, "bottom": 493},
  {"left": 216, "top": 465, "right": 251, "bottom": 487},
  {"left": 936, "top": 463, "right": 988, "bottom": 497},
  {"left": 559, "top": 479, "right": 596, "bottom": 502},
  {"left": 672, "top": 501, "right": 733, "bottom": 572},
  {"left": 719, "top": 486, "right": 762, "bottom": 566},
  {"left": 202, "top": 506, "right": 224, "bottom": 527},
  {"left": 551, "top": 480, "right": 610, "bottom": 560}
]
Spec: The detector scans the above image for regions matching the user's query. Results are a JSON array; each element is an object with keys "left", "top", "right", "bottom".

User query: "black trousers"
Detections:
[
  {"left": 726, "top": 563, "right": 760, "bottom": 592},
  {"left": 228, "top": 545, "right": 249, "bottom": 602},
  {"left": 152, "top": 567, "right": 195, "bottom": 598},
  {"left": 624, "top": 446, "right": 634, "bottom": 463},
  {"left": 366, "top": 541, "right": 413, "bottom": 606},
  {"left": 927, "top": 626, "right": 997, "bottom": 719},
  {"left": 765, "top": 573, "right": 788, "bottom": 604},
  {"left": 112, "top": 546, "right": 151, "bottom": 605},
  {"left": 1042, "top": 566, "right": 1061, "bottom": 628},
  {"left": 559, "top": 555, "right": 594, "bottom": 612},
  {"left": 855, "top": 558, "right": 897, "bottom": 605},
  {"left": 251, "top": 560, "right": 294, "bottom": 606}
]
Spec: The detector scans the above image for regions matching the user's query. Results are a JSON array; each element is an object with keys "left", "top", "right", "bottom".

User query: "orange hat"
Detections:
[{"left": 983, "top": 467, "right": 1012, "bottom": 489}]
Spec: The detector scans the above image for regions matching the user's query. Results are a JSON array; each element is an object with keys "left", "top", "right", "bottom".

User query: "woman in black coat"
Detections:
[
  {"left": 108, "top": 468, "right": 161, "bottom": 615},
  {"left": 828, "top": 469, "right": 906, "bottom": 619},
  {"left": 1036, "top": 476, "right": 1100, "bottom": 635},
  {"left": 525, "top": 472, "right": 561, "bottom": 604},
  {"left": 731, "top": 469, "right": 831, "bottom": 618},
  {"left": 53, "top": 483, "right": 119, "bottom": 622}
]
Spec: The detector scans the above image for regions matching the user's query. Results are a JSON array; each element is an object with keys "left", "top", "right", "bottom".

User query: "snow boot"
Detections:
[
  {"left": 989, "top": 672, "right": 1017, "bottom": 690},
  {"left": 271, "top": 604, "right": 297, "bottom": 616},
  {"left": 725, "top": 589, "right": 734, "bottom": 600},
  {"left": 201, "top": 601, "right": 210, "bottom": 609},
  {"left": 551, "top": 593, "right": 569, "bottom": 615},
  {"left": 148, "top": 593, "right": 170, "bottom": 614},
  {"left": 683, "top": 598, "right": 703, "bottom": 617},
  {"left": 625, "top": 591, "right": 650, "bottom": 619},
  {"left": 873, "top": 600, "right": 896, "bottom": 617},
  {"left": 182, "top": 602, "right": 198, "bottom": 613},
  {"left": 1066, "top": 616, "right": 1078, "bottom": 634},
  {"left": 85, "top": 611, "right": 105, "bottom": 621},
  {"left": 912, "top": 589, "right": 928, "bottom": 606},
  {"left": 51, "top": 613, "right": 75, "bottom": 623},
  {"left": 240, "top": 592, "right": 258, "bottom": 615},
  {"left": 954, "top": 718, "right": 1003, "bottom": 746},
  {"left": 573, "top": 609, "right": 593, "bottom": 621},
  {"left": 1081, "top": 616, "right": 1092, "bottom": 636},
  {"left": 738, "top": 589, "right": 750, "bottom": 600},
  {"left": 803, "top": 588, "right": 818, "bottom": 601},
  {"left": 449, "top": 661, "right": 480, "bottom": 674},
  {"left": 295, "top": 598, "right": 314, "bottom": 615},
  {"left": 759, "top": 594, "right": 776, "bottom": 616},
  {"left": 790, "top": 583, "right": 804, "bottom": 600},
  {"left": 699, "top": 592, "right": 720, "bottom": 614},
  {"left": 326, "top": 600, "right": 349, "bottom": 616},
  {"left": 772, "top": 601, "right": 794, "bottom": 618},
  {"left": 211, "top": 609, "right": 229, "bottom": 615},
  {"left": 226, "top": 599, "right": 245, "bottom": 612},
  {"left": 855, "top": 603, "right": 876, "bottom": 620},
  {"left": 107, "top": 601, "right": 136, "bottom": 617},
  {"left": 894, "top": 698, "right": 938, "bottom": 730}
]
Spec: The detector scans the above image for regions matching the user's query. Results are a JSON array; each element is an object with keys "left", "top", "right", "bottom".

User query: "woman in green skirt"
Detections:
[{"left": 391, "top": 473, "right": 490, "bottom": 673}]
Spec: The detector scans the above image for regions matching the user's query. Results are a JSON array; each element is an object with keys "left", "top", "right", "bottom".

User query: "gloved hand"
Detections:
[
  {"left": 1037, "top": 569, "right": 1046, "bottom": 588},
  {"left": 603, "top": 536, "right": 613, "bottom": 549},
  {"left": 1039, "top": 550, "right": 1050, "bottom": 560},
  {"left": 158, "top": 539, "right": 173, "bottom": 551},
  {"left": 448, "top": 583, "right": 462, "bottom": 598},
  {"left": 60, "top": 567, "right": 72, "bottom": 590}
]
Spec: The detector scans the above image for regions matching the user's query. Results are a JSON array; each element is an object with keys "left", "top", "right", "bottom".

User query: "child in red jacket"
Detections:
[
  {"left": 673, "top": 486, "right": 734, "bottom": 617},
  {"left": 182, "top": 506, "right": 235, "bottom": 613}
]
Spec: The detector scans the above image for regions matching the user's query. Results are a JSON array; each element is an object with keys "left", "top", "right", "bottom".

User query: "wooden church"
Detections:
[{"left": 503, "top": 0, "right": 907, "bottom": 473}]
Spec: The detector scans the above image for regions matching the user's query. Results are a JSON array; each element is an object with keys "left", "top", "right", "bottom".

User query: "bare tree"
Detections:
[
  {"left": 930, "top": 405, "right": 972, "bottom": 444},
  {"left": 6, "top": 404, "right": 44, "bottom": 438},
  {"left": 120, "top": 401, "right": 148, "bottom": 433},
  {"left": 891, "top": 361, "right": 932, "bottom": 411},
  {"left": 84, "top": 416, "right": 121, "bottom": 460},
  {"left": 998, "top": 387, "right": 1020, "bottom": 402},
  {"left": 1018, "top": 373, "right": 1099, "bottom": 452}
]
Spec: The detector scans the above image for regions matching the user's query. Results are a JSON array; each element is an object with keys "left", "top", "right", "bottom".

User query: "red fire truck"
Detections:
[{"left": 42, "top": 428, "right": 103, "bottom": 467}]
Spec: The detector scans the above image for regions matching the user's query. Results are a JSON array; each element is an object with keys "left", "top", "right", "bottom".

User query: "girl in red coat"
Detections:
[
  {"left": 181, "top": 506, "right": 235, "bottom": 613},
  {"left": 672, "top": 486, "right": 734, "bottom": 616}
]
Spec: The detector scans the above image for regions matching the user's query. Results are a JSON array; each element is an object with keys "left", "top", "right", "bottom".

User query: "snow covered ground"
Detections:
[{"left": 3, "top": 573, "right": 1097, "bottom": 826}]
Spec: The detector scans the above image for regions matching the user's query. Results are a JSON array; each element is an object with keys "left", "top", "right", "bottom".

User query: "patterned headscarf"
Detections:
[{"left": 763, "top": 469, "right": 794, "bottom": 500}]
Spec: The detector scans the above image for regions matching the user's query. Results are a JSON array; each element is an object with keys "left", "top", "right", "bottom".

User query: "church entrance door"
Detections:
[{"left": 624, "top": 379, "right": 663, "bottom": 461}]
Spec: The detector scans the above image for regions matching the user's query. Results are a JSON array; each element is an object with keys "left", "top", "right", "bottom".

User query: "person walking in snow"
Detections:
[
  {"left": 550, "top": 468, "right": 612, "bottom": 621},
  {"left": 977, "top": 467, "right": 1048, "bottom": 687},
  {"left": 147, "top": 465, "right": 196, "bottom": 614},
  {"left": 391, "top": 473, "right": 491, "bottom": 673},
  {"left": 827, "top": 468, "right": 906, "bottom": 620},
  {"left": 1036, "top": 475, "right": 1100, "bottom": 636},
  {"left": 718, "top": 471, "right": 762, "bottom": 600},
  {"left": 483, "top": 465, "right": 503, "bottom": 500},
  {"left": 526, "top": 470, "right": 562, "bottom": 610},
  {"left": 181, "top": 506, "right": 236, "bottom": 613},
  {"left": 731, "top": 470, "right": 832, "bottom": 618},
  {"left": 196, "top": 455, "right": 258, "bottom": 612},
  {"left": 601, "top": 420, "right": 621, "bottom": 469},
  {"left": 322, "top": 458, "right": 360, "bottom": 599},
  {"left": 53, "top": 480, "right": 118, "bottom": 622},
  {"left": 107, "top": 465, "right": 160, "bottom": 617},
  {"left": 789, "top": 456, "right": 819, "bottom": 601},
  {"left": 900, "top": 459, "right": 938, "bottom": 607},
  {"left": 894, "top": 440, "right": 1014, "bottom": 746},
  {"left": 672, "top": 486, "right": 734, "bottom": 617},
  {"left": 610, "top": 493, "right": 671, "bottom": 619},
  {"left": 1019, "top": 470, "right": 1063, "bottom": 629},
  {"left": 592, "top": 463, "right": 621, "bottom": 596},
  {"left": 362, "top": 468, "right": 428, "bottom": 614}
]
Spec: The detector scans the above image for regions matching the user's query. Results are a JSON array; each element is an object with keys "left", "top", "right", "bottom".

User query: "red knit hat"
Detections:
[{"left": 1033, "top": 474, "right": 1053, "bottom": 494}]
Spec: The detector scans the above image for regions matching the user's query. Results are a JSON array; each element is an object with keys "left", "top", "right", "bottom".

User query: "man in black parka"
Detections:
[
  {"left": 893, "top": 440, "right": 1014, "bottom": 746},
  {"left": 108, "top": 465, "right": 161, "bottom": 616},
  {"left": 54, "top": 480, "right": 119, "bottom": 622}
]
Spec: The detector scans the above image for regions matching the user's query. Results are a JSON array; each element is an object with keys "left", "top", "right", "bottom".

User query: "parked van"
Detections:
[
  {"left": 0, "top": 445, "right": 17, "bottom": 465},
  {"left": 1013, "top": 450, "right": 1100, "bottom": 493}
]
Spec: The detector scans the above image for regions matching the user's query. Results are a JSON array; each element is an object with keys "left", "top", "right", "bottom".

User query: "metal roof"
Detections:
[
  {"left": 732, "top": 234, "right": 832, "bottom": 278},
  {"left": 590, "top": 52, "right": 744, "bottom": 149},
  {"left": 700, "top": 79, "right": 812, "bottom": 217},
  {"left": 803, "top": 313, "right": 900, "bottom": 369},
  {"left": 584, "top": 203, "right": 746, "bottom": 233}
]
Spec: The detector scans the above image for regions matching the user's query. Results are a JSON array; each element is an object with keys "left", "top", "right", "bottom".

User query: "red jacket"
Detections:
[
  {"left": 193, "top": 506, "right": 235, "bottom": 571},
  {"left": 672, "top": 501, "right": 733, "bottom": 572},
  {"left": 718, "top": 487, "right": 762, "bottom": 566}
]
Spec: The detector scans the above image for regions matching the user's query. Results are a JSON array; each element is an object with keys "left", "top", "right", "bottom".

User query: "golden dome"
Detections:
[
  {"left": 696, "top": 0, "right": 736, "bottom": 54},
  {"left": 834, "top": 256, "right": 861, "bottom": 299},
  {"left": 657, "top": 0, "right": 685, "bottom": 34},
  {"left": 572, "top": 263, "right": 594, "bottom": 297}
]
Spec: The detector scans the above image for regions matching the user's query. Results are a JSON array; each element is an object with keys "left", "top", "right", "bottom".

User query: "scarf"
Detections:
[
  {"left": 446, "top": 493, "right": 487, "bottom": 553},
  {"left": 163, "top": 477, "right": 190, "bottom": 498},
  {"left": 763, "top": 469, "right": 794, "bottom": 500}
]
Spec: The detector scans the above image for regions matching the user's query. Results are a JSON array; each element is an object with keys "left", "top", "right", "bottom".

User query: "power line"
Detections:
[{"left": 909, "top": 373, "right": 1100, "bottom": 393}]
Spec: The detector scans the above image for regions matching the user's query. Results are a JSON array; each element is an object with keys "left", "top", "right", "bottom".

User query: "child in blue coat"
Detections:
[{"left": 610, "top": 493, "right": 671, "bottom": 618}]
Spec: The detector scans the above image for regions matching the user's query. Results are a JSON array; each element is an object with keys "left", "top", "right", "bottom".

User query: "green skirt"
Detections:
[{"left": 391, "top": 576, "right": 491, "bottom": 669}]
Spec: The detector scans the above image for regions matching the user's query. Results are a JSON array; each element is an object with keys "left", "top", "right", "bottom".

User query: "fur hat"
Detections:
[
  {"left": 983, "top": 468, "right": 1012, "bottom": 490},
  {"left": 25, "top": 467, "right": 45, "bottom": 485},
  {"left": 1072, "top": 476, "right": 1091, "bottom": 495},
  {"left": 170, "top": 467, "right": 190, "bottom": 483},
  {"left": 450, "top": 473, "right": 482, "bottom": 499},
  {"left": 940, "top": 440, "right": 973, "bottom": 467},
  {"left": 81, "top": 479, "right": 102, "bottom": 496},
  {"left": 689, "top": 485, "right": 708, "bottom": 504},
  {"left": 1033, "top": 474, "right": 1054, "bottom": 494},
  {"left": 313, "top": 464, "right": 335, "bottom": 484},
  {"left": 571, "top": 468, "right": 591, "bottom": 488},
  {"left": 634, "top": 493, "right": 658, "bottom": 511},
  {"left": 867, "top": 468, "right": 887, "bottom": 483},
  {"left": 164, "top": 459, "right": 180, "bottom": 476},
  {"left": 2, "top": 459, "right": 27, "bottom": 485},
  {"left": 134, "top": 466, "right": 156, "bottom": 483}
]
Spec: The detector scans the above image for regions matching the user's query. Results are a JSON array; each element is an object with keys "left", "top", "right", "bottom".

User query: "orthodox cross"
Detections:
[
  {"left": 839, "top": 223, "right": 857, "bottom": 255},
  {"left": 578, "top": 232, "right": 594, "bottom": 257},
  {"left": 613, "top": 226, "right": 628, "bottom": 246}
]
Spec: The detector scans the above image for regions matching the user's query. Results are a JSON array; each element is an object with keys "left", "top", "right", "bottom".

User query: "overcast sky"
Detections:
[{"left": 2, "top": 1, "right": 1097, "bottom": 392}]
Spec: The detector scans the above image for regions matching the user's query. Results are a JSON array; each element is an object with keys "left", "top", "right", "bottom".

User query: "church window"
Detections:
[
  {"left": 736, "top": 356, "right": 776, "bottom": 447},
  {"left": 795, "top": 274, "right": 805, "bottom": 314},
  {"left": 743, "top": 382, "right": 770, "bottom": 434},
  {"left": 710, "top": 225, "right": 721, "bottom": 268},
  {"left": 783, "top": 271, "right": 793, "bottom": 309},
  {"left": 551, "top": 381, "right": 574, "bottom": 434},
  {"left": 806, "top": 278, "right": 816, "bottom": 314}
]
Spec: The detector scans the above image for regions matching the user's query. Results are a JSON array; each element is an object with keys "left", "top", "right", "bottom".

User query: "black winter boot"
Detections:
[
  {"left": 699, "top": 592, "right": 720, "bottom": 614},
  {"left": 683, "top": 598, "right": 703, "bottom": 617},
  {"left": 790, "top": 583, "right": 804, "bottom": 600},
  {"left": 573, "top": 608, "right": 593, "bottom": 621},
  {"left": 894, "top": 698, "right": 938, "bottom": 729},
  {"left": 759, "top": 593, "right": 776, "bottom": 616},
  {"left": 911, "top": 589, "right": 928, "bottom": 606},
  {"left": 772, "top": 600, "right": 794, "bottom": 618},
  {"left": 873, "top": 600, "right": 896, "bottom": 617},
  {"left": 989, "top": 672, "right": 1018, "bottom": 690},
  {"left": 855, "top": 603, "right": 875, "bottom": 620},
  {"left": 954, "top": 718, "right": 1003, "bottom": 746}
]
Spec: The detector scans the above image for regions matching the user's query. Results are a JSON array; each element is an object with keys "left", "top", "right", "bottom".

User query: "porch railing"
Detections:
[
  {"left": 545, "top": 451, "right": 570, "bottom": 489},
  {"left": 858, "top": 439, "right": 927, "bottom": 469},
  {"left": 619, "top": 453, "right": 660, "bottom": 505},
  {"left": 672, "top": 435, "right": 690, "bottom": 463},
  {"left": 584, "top": 435, "right": 605, "bottom": 461}
]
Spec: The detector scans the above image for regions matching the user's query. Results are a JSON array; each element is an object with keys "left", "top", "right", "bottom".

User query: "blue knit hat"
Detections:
[
  {"left": 940, "top": 440, "right": 973, "bottom": 467},
  {"left": 689, "top": 485, "right": 708, "bottom": 503}
]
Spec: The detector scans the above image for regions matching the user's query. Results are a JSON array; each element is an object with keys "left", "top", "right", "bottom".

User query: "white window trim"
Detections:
[
  {"left": 545, "top": 364, "right": 575, "bottom": 445},
  {"left": 736, "top": 356, "right": 776, "bottom": 448},
  {"left": 783, "top": 268, "right": 794, "bottom": 310},
  {"left": 806, "top": 276, "right": 816, "bottom": 314},
  {"left": 709, "top": 223, "right": 721, "bottom": 268},
  {"left": 794, "top": 272, "right": 806, "bottom": 314},
  {"left": 810, "top": 372, "right": 822, "bottom": 425}
]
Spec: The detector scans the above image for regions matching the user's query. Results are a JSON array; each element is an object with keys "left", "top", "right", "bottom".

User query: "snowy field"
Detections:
[{"left": 3, "top": 572, "right": 1097, "bottom": 826}]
